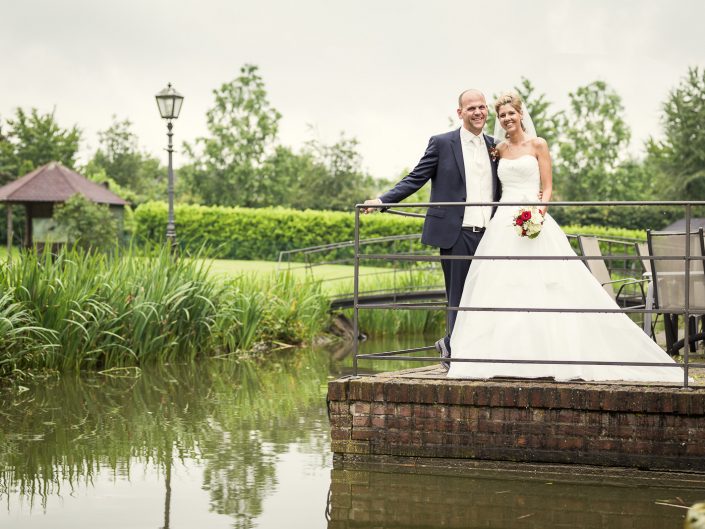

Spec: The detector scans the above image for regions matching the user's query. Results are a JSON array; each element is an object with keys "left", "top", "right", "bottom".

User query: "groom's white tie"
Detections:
[{"left": 472, "top": 135, "right": 483, "bottom": 165}]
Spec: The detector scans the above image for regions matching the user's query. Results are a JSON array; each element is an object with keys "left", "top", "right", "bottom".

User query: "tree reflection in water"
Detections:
[{"left": 0, "top": 348, "right": 331, "bottom": 528}]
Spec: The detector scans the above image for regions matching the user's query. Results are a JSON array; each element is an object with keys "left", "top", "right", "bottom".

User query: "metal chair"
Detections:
[
  {"left": 635, "top": 241, "right": 659, "bottom": 338},
  {"left": 635, "top": 242, "right": 651, "bottom": 275},
  {"left": 577, "top": 235, "right": 647, "bottom": 308},
  {"left": 646, "top": 228, "right": 705, "bottom": 356}
]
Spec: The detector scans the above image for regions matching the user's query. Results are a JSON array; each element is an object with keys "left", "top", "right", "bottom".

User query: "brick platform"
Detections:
[{"left": 327, "top": 367, "right": 705, "bottom": 471}]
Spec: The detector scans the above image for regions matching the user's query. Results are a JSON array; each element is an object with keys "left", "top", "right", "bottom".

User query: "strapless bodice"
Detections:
[{"left": 498, "top": 155, "right": 540, "bottom": 201}]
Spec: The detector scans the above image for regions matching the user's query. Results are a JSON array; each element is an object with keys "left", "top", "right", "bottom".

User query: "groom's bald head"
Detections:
[{"left": 458, "top": 89, "right": 486, "bottom": 107}]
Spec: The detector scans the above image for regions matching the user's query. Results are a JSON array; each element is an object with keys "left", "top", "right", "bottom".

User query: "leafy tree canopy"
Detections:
[
  {"left": 646, "top": 66, "right": 705, "bottom": 201},
  {"left": 184, "top": 64, "right": 281, "bottom": 206},
  {"left": 0, "top": 108, "right": 81, "bottom": 183},
  {"left": 83, "top": 117, "right": 163, "bottom": 204},
  {"left": 554, "top": 81, "right": 631, "bottom": 201}
]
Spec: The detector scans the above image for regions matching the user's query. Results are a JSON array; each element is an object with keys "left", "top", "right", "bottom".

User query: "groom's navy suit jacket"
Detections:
[{"left": 380, "top": 128, "right": 501, "bottom": 249}]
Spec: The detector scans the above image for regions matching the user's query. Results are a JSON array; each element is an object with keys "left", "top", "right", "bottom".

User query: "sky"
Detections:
[{"left": 2, "top": 0, "right": 704, "bottom": 181}]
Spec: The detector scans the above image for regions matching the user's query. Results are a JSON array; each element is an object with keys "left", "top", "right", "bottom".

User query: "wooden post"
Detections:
[
  {"left": 5, "top": 204, "right": 11, "bottom": 264},
  {"left": 24, "top": 204, "right": 30, "bottom": 248}
]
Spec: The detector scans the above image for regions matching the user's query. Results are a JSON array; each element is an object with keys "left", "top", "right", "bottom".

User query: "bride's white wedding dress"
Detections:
[{"left": 447, "top": 155, "right": 684, "bottom": 382}]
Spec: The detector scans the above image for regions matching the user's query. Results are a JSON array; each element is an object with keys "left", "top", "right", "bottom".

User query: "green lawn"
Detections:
[
  {"left": 205, "top": 258, "right": 404, "bottom": 294},
  {"left": 0, "top": 248, "right": 407, "bottom": 295}
]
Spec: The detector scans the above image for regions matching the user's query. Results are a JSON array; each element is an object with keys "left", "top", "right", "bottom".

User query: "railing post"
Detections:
[
  {"left": 353, "top": 206, "right": 361, "bottom": 376},
  {"left": 683, "top": 203, "right": 691, "bottom": 388}
]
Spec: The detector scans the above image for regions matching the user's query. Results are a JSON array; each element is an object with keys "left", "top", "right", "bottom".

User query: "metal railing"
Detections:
[
  {"left": 352, "top": 200, "right": 705, "bottom": 388},
  {"left": 278, "top": 233, "right": 443, "bottom": 305}
]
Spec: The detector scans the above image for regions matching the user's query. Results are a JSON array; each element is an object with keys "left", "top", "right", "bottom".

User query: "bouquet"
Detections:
[{"left": 512, "top": 206, "right": 545, "bottom": 239}]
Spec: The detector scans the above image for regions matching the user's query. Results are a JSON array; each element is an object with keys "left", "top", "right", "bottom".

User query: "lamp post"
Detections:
[{"left": 155, "top": 83, "right": 184, "bottom": 250}]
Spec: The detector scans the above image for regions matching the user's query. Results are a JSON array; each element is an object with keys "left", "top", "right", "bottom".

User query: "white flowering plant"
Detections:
[{"left": 512, "top": 206, "right": 545, "bottom": 239}]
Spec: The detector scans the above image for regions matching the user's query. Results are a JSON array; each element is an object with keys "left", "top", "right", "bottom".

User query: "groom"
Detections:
[{"left": 364, "top": 89, "right": 500, "bottom": 369}]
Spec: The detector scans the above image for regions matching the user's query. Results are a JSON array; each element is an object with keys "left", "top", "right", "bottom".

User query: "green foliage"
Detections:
[
  {"left": 183, "top": 64, "right": 281, "bottom": 206},
  {"left": 339, "top": 269, "right": 445, "bottom": 336},
  {"left": 132, "top": 200, "right": 663, "bottom": 261},
  {"left": 132, "top": 202, "right": 425, "bottom": 261},
  {"left": 52, "top": 194, "right": 120, "bottom": 251},
  {"left": 83, "top": 116, "right": 164, "bottom": 203},
  {"left": 562, "top": 224, "right": 648, "bottom": 241},
  {"left": 0, "top": 108, "right": 81, "bottom": 182},
  {"left": 550, "top": 204, "right": 679, "bottom": 231},
  {"left": 554, "top": 81, "right": 632, "bottom": 201},
  {"left": 646, "top": 66, "right": 705, "bottom": 201},
  {"left": 255, "top": 136, "right": 377, "bottom": 211},
  {"left": 295, "top": 134, "right": 377, "bottom": 210},
  {"left": 0, "top": 246, "right": 330, "bottom": 376}
]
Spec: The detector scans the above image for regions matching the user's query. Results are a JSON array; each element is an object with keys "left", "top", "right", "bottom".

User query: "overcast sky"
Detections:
[{"left": 2, "top": 0, "right": 704, "bottom": 180}]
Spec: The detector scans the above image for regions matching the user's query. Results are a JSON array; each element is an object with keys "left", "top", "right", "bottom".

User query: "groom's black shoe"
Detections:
[{"left": 435, "top": 337, "right": 451, "bottom": 371}]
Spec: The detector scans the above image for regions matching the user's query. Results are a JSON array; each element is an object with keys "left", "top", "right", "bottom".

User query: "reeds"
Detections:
[
  {"left": 0, "top": 246, "right": 330, "bottom": 376},
  {"left": 337, "top": 268, "right": 446, "bottom": 336}
]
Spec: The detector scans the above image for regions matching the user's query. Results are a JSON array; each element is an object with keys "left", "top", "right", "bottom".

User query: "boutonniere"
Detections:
[{"left": 488, "top": 145, "right": 500, "bottom": 162}]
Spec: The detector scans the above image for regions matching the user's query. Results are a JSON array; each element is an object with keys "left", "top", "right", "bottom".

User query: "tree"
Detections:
[
  {"left": 83, "top": 117, "right": 163, "bottom": 203},
  {"left": 52, "top": 194, "right": 119, "bottom": 252},
  {"left": 485, "top": 78, "right": 562, "bottom": 146},
  {"left": 296, "top": 135, "right": 376, "bottom": 211},
  {"left": 257, "top": 135, "right": 376, "bottom": 211},
  {"left": 184, "top": 64, "right": 281, "bottom": 206},
  {"left": 258, "top": 145, "right": 322, "bottom": 209},
  {"left": 0, "top": 108, "right": 81, "bottom": 181},
  {"left": 553, "top": 81, "right": 631, "bottom": 201},
  {"left": 646, "top": 66, "right": 705, "bottom": 201}
]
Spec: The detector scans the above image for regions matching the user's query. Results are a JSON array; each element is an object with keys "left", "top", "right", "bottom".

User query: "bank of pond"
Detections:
[
  {"left": 0, "top": 247, "right": 445, "bottom": 379},
  {"left": 0, "top": 247, "right": 331, "bottom": 378}
]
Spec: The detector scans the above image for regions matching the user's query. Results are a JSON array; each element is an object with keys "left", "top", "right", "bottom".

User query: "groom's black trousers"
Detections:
[{"left": 439, "top": 228, "right": 484, "bottom": 352}]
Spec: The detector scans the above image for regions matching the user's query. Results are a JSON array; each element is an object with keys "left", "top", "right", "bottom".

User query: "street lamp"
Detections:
[{"left": 155, "top": 82, "right": 184, "bottom": 250}]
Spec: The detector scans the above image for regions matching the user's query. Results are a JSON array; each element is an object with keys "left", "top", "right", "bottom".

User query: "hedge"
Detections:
[
  {"left": 133, "top": 202, "right": 425, "bottom": 261},
  {"left": 550, "top": 205, "right": 681, "bottom": 231},
  {"left": 133, "top": 202, "right": 659, "bottom": 261}
]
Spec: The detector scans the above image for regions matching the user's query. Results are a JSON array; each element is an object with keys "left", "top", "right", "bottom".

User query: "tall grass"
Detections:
[
  {"left": 0, "top": 246, "right": 330, "bottom": 376},
  {"left": 337, "top": 268, "right": 446, "bottom": 336}
]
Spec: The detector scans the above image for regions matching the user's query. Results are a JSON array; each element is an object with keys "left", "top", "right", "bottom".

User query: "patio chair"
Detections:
[
  {"left": 635, "top": 241, "right": 658, "bottom": 338},
  {"left": 646, "top": 228, "right": 705, "bottom": 356},
  {"left": 577, "top": 235, "right": 646, "bottom": 308},
  {"left": 635, "top": 242, "right": 651, "bottom": 275}
]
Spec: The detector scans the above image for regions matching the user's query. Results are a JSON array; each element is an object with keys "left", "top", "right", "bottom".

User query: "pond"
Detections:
[{"left": 0, "top": 336, "right": 702, "bottom": 528}]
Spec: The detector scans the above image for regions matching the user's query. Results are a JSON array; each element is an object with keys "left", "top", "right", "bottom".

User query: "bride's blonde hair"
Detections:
[{"left": 494, "top": 91, "right": 526, "bottom": 132}]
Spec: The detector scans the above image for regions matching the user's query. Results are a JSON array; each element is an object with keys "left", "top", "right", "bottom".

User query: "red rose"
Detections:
[
  {"left": 522, "top": 229, "right": 527, "bottom": 236},
  {"left": 516, "top": 217, "right": 524, "bottom": 226},
  {"left": 521, "top": 211, "right": 532, "bottom": 221}
]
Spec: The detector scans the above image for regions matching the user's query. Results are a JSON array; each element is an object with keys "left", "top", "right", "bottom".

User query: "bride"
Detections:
[{"left": 447, "top": 91, "right": 684, "bottom": 382}]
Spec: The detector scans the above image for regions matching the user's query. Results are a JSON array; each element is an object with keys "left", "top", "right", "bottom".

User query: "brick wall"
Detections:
[{"left": 327, "top": 375, "right": 705, "bottom": 471}]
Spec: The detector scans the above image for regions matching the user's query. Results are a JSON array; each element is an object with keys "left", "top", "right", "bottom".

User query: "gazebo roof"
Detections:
[{"left": 0, "top": 162, "right": 127, "bottom": 206}]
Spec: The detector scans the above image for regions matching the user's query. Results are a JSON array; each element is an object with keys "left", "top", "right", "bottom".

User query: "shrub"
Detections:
[
  {"left": 133, "top": 201, "right": 668, "bottom": 262},
  {"left": 53, "top": 194, "right": 119, "bottom": 251},
  {"left": 132, "top": 202, "right": 425, "bottom": 261}
]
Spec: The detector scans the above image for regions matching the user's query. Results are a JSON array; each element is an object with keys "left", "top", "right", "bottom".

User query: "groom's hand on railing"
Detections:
[{"left": 362, "top": 198, "right": 383, "bottom": 214}]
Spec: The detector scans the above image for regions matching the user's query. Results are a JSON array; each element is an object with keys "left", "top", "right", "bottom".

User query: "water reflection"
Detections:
[
  {"left": 1, "top": 337, "right": 703, "bottom": 529},
  {"left": 327, "top": 467, "right": 700, "bottom": 529},
  {"left": 0, "top": 349, "right": 331, "bottom": 528}
]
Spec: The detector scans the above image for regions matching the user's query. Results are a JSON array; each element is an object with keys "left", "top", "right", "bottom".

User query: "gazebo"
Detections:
[{"left": 0, "top": 161, "right": 128, "bottom": 254}]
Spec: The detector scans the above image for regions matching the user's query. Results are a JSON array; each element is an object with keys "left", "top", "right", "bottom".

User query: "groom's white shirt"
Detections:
[{"left": 460, "top": 127, "right": 493, "bottom": 228}]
